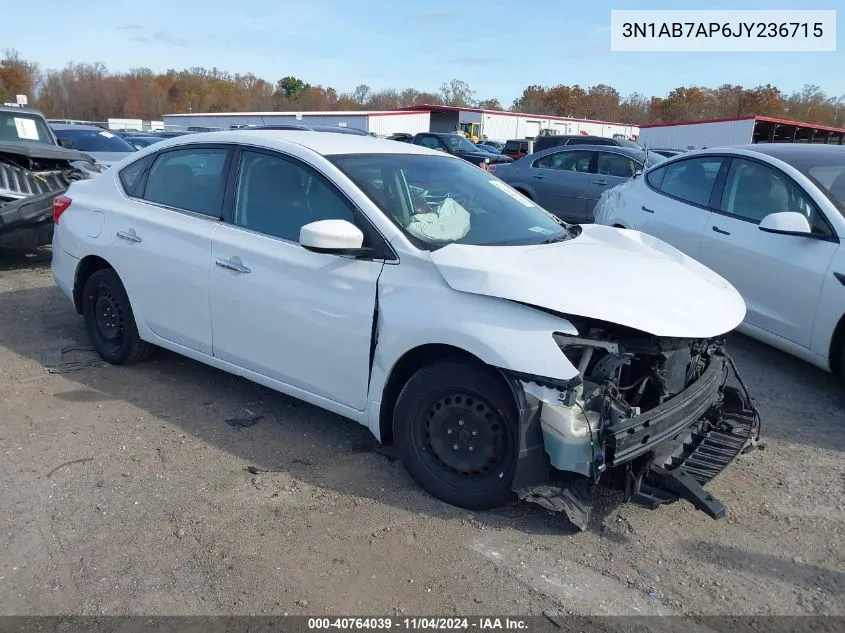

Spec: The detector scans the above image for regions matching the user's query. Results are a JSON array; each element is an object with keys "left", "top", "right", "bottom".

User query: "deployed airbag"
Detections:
[{"left": 406, "top": 198, "right": 470, "bottom": 242}]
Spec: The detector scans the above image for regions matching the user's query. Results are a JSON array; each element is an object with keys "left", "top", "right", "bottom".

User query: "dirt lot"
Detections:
[{"left": 1, "top": 249, "right": 844, "bottom": 617}]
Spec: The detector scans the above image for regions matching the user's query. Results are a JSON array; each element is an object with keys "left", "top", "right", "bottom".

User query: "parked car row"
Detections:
[
  {"left": 594, "top": 143, "right": 845, "bottom": 376},
  {"left": 409, "top": 132, "right": 514, "bottom": 169}
]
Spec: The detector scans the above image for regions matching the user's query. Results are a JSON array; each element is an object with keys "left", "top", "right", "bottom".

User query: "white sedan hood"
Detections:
[{"left": 429, "top": 224, "right": 746, "bottom": 338}]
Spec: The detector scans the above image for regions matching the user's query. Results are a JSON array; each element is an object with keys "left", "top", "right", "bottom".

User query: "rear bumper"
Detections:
[{"left": 51, "top": 229, "right": 79, "bottom": 305}]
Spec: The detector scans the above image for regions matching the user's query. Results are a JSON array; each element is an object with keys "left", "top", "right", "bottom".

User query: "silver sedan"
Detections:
[{"left": 489, "top": 144, "right": 665, "bottom": 223}]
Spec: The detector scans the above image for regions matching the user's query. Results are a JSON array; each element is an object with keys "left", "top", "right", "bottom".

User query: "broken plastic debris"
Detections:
[{"left": 226, "top": 409, "right": 264, "bottom": 428}]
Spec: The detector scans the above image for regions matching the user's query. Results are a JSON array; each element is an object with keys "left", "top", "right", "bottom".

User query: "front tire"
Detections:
[
  {"left": 82, "top": 268, "right": 152, "bottom": 365},
  {"left": 393, "top": 360, "right": 518, "bottom": 510}
]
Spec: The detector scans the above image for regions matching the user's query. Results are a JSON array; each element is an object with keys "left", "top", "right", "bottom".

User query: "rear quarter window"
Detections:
[
  {"left": 118, "top": 154, "right": 155, "bottom": 197},
  {"left": 645, "top": 165, "right": 667, "bottom": 190}
]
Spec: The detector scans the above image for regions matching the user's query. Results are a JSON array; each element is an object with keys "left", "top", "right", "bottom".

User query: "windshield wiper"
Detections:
[
  {"left": 541, "top": 224, "right": 582, "bottom": 244},
  {"left": 541, "top": 232, "right": 570, "bottom": 244}
]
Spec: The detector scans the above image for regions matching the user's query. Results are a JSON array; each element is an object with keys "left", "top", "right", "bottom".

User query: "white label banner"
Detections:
[{"left": 610, "top": 10, "right": 836, "bottom": 52}]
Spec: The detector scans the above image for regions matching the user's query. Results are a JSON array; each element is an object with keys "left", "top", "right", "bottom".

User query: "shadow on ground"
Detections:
[
  {"left": 681, "top": 540, "right": 845, "bottom": 596},
  {"left": 0, "top": 246, "right": 53, "bottom": 272},
  {"left": 0, "top": 283, "right": 593, "bottom": 537}
]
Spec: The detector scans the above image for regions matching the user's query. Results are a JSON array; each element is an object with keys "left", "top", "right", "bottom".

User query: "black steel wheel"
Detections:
[
  {"left": 82, "top": 268, "right": 152, "bottom": 365},
  {"left": 393, "top": 360, "right": 518, "bottom": 510}
]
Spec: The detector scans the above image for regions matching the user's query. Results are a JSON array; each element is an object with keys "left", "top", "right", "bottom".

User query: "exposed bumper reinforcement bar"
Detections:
[
  {"left": 505, "top": 349, "right": 761, "bottom": 529},
  {"left": 624, "top": 378, "right": 759, "bottom": 518}
]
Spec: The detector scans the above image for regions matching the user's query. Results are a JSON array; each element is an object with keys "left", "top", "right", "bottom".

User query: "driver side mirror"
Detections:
[
  {"left": 300, "top": 220, "right": 373, "bottom": 257},
  {"left": 758, "top": 212, "right": 812, "bottom": 236}
]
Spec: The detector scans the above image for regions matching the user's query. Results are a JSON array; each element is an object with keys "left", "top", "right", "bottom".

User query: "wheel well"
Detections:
[
  {"left": 73, "top": 255, "right": 113, "bottom": 314},
  {"left": 612, "top": 223, "right": 625, "bottom": 228},
  {"left": 513, "top": 187, "right": 532, "bottom": 199},
  {"left": 378, "top": 344, "right": 491, "bottom": 444},
  {"left": 829, "top": 313, "right": 845, "bottom": 374}
]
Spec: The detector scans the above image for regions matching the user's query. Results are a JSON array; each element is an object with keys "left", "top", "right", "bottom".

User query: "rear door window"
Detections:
[
  {"left": 141, "top": 148, "right": 230, "bottom": 216},
  {"left": 657, "top": 157, "right": 724, "bottom": 207},
  {"left": 417, "top": 135, "right": 445, "bottom": 150},
  {"left": 596, "top": 152, "right": 640, "bottom": 178},
  {"left": 533, "top": 150, "right": 593, "bottom": 172}
]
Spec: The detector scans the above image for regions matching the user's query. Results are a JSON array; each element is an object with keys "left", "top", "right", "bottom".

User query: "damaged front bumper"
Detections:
[{"left": 504, "top": 350, "right": 760, "bottom": 529}]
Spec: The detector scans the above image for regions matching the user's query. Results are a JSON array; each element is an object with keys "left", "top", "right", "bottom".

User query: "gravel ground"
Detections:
[{"left": 0, "top": 249, "right": 843, "bottom": 617}]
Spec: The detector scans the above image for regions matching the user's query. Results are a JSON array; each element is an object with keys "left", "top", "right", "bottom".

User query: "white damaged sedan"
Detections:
[{"left": 51, "top": 131, "right": 760, "bottom": 529}]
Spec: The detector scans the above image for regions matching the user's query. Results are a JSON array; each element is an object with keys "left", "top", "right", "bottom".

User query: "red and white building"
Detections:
[
  {"left": 638, "top": 115, "right": 845, "bottom": 150},
  {"left": 163, "top": 106, "right": 640, "bottom": 141}
]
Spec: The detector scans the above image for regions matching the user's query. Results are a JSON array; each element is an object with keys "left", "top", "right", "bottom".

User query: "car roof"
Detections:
[
  {"left": 538, "top": 134, "right": 601, "bottom": 140},
  {"left": 50, "top": 123, "right": 107, "bottom": 131},
  {"left": 0, "top": 105, "right": 46, "bottom": 116},
  {"left": 164, "top": 130, "right": 444, "bottom": 157},
  {"left": 726, "top": 143, "right": 845, "bottom": 160},
  {"left": 527, "top": 144, "right": 645, "bottom": 158},
  {"left": 664, "top": 144, "right": 845, "bottom": 165}
]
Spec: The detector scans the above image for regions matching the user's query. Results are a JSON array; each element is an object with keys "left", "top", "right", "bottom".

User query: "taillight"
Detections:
[
  {"left": 52, "top": 196, "right": 72, "bottom": 223},
  {"left": 487, "top": 163, "right": 496, "bottom": 175}
]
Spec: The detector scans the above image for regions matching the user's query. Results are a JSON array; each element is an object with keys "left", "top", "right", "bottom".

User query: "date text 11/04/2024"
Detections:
[
  {"left": 621, "top": 22, "right": 824, "bottom": 39},
  {"left": 308, "top": 617, "right": 528, "bottom": 630}
]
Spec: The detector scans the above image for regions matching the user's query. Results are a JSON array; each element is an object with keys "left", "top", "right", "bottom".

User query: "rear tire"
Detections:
[
  {"left": 82, "top": 268, "right": 152, "bottom": 365},
  {"left": 393, "top": 360, "right": 518, "bottom": 510}
]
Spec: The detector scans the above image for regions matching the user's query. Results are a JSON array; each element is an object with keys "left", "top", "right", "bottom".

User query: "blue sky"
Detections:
[{"left": 5, "top": 0, "right": 842, "bottom": 106}]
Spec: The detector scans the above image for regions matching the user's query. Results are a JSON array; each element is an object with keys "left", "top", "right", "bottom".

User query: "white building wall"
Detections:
[
  {"left": 108, "top": 118, "right": 144, "bottom": 131},
  {"left": 638, "top": 119, "right": 755, "bottom": 149},
  {"left": 458, "top": 110, "right": 483, "bottom": 125},
  {"left": 367, "top": 112, "right": 430, "bottom": 136},
  {"left": 162, "top": 113, "right": 370, "bottom": 131},
  {"left": 478, "top": 112, "right": 638, "bottom": 141}
]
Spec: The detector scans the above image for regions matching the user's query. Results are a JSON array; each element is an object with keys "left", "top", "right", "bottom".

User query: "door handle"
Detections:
[
  {"left": 532, "top": 174, "right": 544, "bottom": 180},
  {"left": 593, "top": 179, "right": 608, "bottom": 186},
  {"left": 712, "top": 226, "right": 731, "bottom": 236},
  {"left": 116, "top": 229, "right": 142, "bottom": 243},
  {"left": 215, "top": 257, "right": 251, "bottom": 274},
  {"left": 641, "top": 205, "right": 655, "bottom": 214}
]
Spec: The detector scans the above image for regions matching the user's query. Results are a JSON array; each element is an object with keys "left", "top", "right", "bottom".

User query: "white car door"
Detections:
[
  {"left": 697, "top": 156, "right": 838, "bottom": 348},
  {"left": 111, "top": 145, "right": 232, "bottom": 355},
  {"left": 209, "top": 148, "right": 385, "bottom": 410},
  {"left": 629, "top": 156, "right": 727, "bottom": 260}
]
